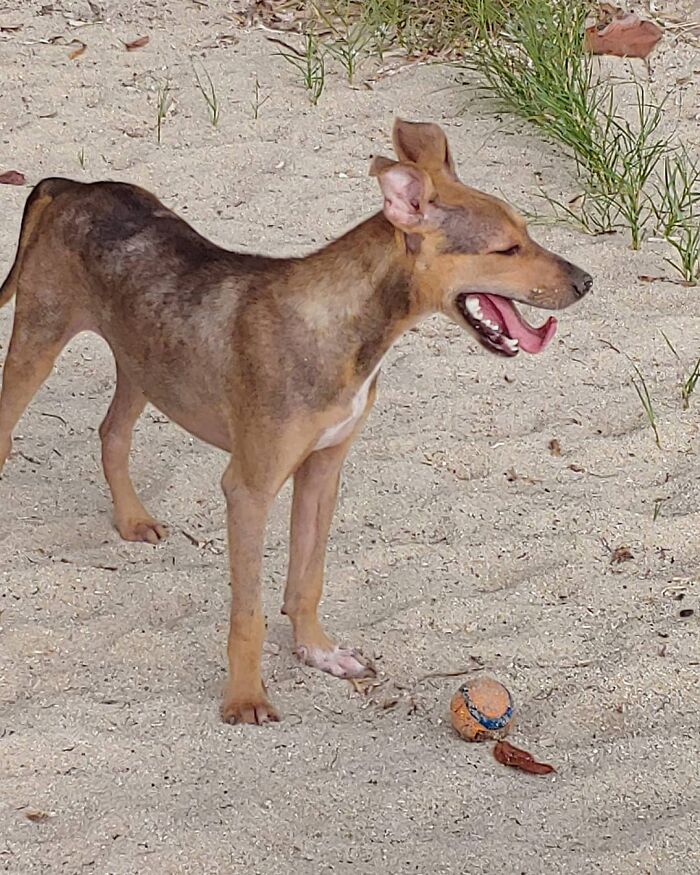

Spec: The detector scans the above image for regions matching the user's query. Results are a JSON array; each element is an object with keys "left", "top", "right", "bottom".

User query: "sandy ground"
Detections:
[{"left": 1, "top": 2, "right": 699, "bottom": 873}]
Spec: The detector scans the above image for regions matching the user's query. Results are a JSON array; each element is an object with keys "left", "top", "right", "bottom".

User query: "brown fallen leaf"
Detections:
[
  {"left": 0, "top": 170, "right": 25, "bottom": 185},
  {"left": 585, "top": 5, "right": 663, "bottom": 59},
  {"left": 493, "top": 740, "right": 555, "bottom": 775},
  {"left": 610, "top": 545, "right": 633, "bottom": 564},
  {"left": 548, "top": 438, "right": 561, "bottom": 457},
  {"left": 24, "top": 809, "right": 52, "bottom": 822},
  {"left": 124, "top": 35, "right": 149, "bottom": 51},
  {"left": 68, "top": 40, "right": 86, "bottom": 60}
]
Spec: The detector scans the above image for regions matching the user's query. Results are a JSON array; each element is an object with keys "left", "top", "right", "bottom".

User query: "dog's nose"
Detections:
[{"left": 573, "top": 271, "right": 593, "bottom": 299}]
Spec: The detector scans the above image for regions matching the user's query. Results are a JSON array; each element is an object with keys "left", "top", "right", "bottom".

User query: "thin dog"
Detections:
[{"left": 0, "top": 119, "right": 592, "bottom": 724}]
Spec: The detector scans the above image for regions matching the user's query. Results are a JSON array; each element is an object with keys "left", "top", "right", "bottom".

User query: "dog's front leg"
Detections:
[
  {"left": 220, "top": 463, "right": 279, "bottom": 725},
  {"left": 283, "top": 424, "right": 376, "bottom": 681}
]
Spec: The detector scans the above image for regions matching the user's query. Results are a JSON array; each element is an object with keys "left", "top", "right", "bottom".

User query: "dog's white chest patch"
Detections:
[{"left": 313, "top": 359, "right": 384, "bottom": 451}]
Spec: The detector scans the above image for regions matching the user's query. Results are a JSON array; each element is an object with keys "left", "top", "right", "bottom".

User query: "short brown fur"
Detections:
[{"left": 0, "top": 120, "right": 591, "bottom": 723}]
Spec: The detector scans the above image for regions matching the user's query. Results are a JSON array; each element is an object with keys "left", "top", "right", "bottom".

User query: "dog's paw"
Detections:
[
  {"left": 297, "top": 644, "right": 376, "bottom": 679},
  {"left": 221, "top": 694, "right": 280, "bottom": 726},
  {"left": 116, "top": 517, "right": 168, "bottom": 544}
]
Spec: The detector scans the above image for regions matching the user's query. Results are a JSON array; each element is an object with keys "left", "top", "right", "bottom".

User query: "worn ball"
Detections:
[{"left": 450, "top": 676, "right": 514, "bottom": 742}]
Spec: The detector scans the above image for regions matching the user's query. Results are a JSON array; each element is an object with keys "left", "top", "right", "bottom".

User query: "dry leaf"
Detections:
[
  {"left": 24, "top": 809, "right": 52, "bottom": 822},
  {"left": 548, "top": 438, "right": 561, "bottom": 456},
  {"left": 610, "top": 545, "right": 633, "bottom": 564},
  {"left": 568, "top": 463, "right": 585, "bottom": 473},
  {"left": 124, "top": 35, "right": 149, "bottom": 50},
  {"left": 493, "top": 740, "right": 555, "bottom": 775},
  {"left": 0, "top": 170, "right": 25, "bottom": 185},
  {"left": 585, "top": 6, "right": 663, "bottom": 59},
  {"left": 68, "top": 40, "right": 86, "bottom": 60}
]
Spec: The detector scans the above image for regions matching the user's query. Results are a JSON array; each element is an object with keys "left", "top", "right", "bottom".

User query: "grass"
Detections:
[
  {"left": 459, "top": 1, "right": 653, "bottom": 240},
  {"left": 539, "top": 88, "right": 673, "bottom": 246},
  {"left": 360, "top": 0, "right": 476, "bottom": 58},
  {"left": 665, "top": 222, "right": 700, "bottom": 285},
  {"left": 630, "top": 360, "right": 661, "bottom": 448},
  {"left": 454, "top": 0, "right": 699, "bottom": 260},
  {"left": 460, "top": 0, "right": 596, "bottom": 163},
  {"left": 654, "top": 150, "right": 700, "bottom": 283},
  {"left": 276, "top": 31, "right": 326, "bottom": 105},
  {"left": 155, "top": 80, "right": 172, "bottom": 144},
  {"left": 683, "top": 356, "right": 700, "bottom": 408},
  {"left": 77, "top": 147, "right": 86, "bottom": 169},
  {"left": 588, "top": 88, "right": 671, "bottom": 250},
  {"left": 661, "top": 331, "right": 700, "bottom": 409},
  {"left": 251, "top": 76, "right": 270, "bottom": 119},
  {"left": 653, "top": 149, "right": 700, "bottom": 238},
  {"left": 653, "top": 496, "right": 666, "bottom": 522},
  {"left": 193, "top": 62, "right": 221, "bottom": 127},
  {"left": 313, "top": 0, "right": 374, "bottom": 83}
]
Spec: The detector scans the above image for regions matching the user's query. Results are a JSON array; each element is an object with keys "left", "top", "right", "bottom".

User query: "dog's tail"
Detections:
[{"left": 0, "top": 178, "right": 75, "bottom": 310}]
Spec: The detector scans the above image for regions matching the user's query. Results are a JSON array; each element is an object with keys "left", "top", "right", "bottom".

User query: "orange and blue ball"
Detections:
[{"left": 450, "top": 676, "right": 514, "bottom": 742}]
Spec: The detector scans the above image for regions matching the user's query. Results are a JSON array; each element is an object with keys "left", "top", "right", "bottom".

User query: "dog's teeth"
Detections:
[
  {"left": 483, "top": 319, "right": 499, "bottom": 333},
  {"left": 465, "top": 296, "right": 483, "bottom": 319},
  {"left": 504, "top": 337, "right": 519, "bottom": 351}
]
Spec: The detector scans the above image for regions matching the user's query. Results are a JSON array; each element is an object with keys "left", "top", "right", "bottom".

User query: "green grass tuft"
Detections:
[
  {"left": 276, "top": 31, "right": 326, "bottom": 105},
  {"left": 193, "top": 62, "right": 221, "bottom": 128}
]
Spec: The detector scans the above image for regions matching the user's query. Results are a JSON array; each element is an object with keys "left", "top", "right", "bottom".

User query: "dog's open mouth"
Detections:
[{"left": 457, "top": 293, "right": 557, "bottom": 357}]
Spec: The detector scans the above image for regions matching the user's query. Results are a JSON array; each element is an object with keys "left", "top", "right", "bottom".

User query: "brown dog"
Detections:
[{"left": 0, "top": 119, "right": 591, "bottom": 724}]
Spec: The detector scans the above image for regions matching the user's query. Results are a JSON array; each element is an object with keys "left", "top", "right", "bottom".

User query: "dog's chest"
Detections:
[{"left": 313, "top": 359, "right": 384, "bottom": 451}]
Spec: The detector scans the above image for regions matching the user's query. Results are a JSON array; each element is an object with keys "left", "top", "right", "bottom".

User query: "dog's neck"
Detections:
[{"left": 286, "top": 214, "right": 428, "bottom": 377}]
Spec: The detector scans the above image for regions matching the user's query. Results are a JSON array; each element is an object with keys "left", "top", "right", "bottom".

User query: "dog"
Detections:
[{"left": 0, "top": 119, "right": 592, "bottom": 724}]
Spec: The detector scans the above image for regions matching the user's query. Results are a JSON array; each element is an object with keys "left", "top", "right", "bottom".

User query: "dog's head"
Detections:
[{"left": 370, "top": 119, "right": 592, "bottom": 357}]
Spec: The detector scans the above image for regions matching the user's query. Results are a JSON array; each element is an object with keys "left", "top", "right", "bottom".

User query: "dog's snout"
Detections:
[{"left": 573, "top": 269, "right": 593, "bottom": 299}]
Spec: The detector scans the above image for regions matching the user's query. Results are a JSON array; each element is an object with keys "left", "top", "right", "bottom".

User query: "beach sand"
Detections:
[{"left": 1, "top": 2, "right": 699, "bottom": 872}]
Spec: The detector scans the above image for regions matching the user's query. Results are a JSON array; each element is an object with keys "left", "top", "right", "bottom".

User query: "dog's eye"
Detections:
[{"left": 496, "top": 245, "right": 520, "bottom": 256}]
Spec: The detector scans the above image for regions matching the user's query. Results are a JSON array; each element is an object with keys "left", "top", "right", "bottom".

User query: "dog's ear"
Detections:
[
  {"left": 392, "top": 119, "right": 456, "bottom": 178},
  {"left": 369, "top": 155, "right": 396, "bottom": 177},
  {"left": 370, "top": 158, "right": 435, "bottom": 232}
]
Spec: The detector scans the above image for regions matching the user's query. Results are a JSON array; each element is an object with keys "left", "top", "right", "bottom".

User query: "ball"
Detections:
[{"left": 450, "top": 676, "right": 514, "bottom": 742}]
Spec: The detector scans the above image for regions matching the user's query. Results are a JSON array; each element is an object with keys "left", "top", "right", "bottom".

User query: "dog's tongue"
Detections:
[{"left": 479, "top": 294, "right": 557, "bottom": 354}]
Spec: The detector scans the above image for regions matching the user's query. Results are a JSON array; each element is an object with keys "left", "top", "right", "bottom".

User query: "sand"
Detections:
[{"left": 1, "top": 2, "right": 699, "bottom": 873}]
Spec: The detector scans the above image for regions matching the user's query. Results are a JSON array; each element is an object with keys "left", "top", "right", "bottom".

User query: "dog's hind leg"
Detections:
[
  {"left": 0, "top": 305, "right": 72, "bottom": 476},
  {"left": 0, "top": 180, "right": 79, "bottom": 476},
  {"left": 99, "top": 364, "right": 167, "bottom": 544}
]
